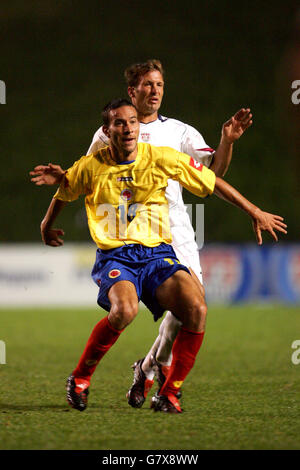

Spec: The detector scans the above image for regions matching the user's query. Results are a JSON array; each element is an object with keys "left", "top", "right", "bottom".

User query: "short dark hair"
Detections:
[
  {"left": 102, "top": 98, "right": 137, "bottom": 126},
  {"left": 124, "top": 59, "right": 164, "bottom": 87}
]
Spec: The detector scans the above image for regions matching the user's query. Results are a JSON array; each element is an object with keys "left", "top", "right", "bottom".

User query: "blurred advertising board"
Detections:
[
  {"left": 201, "top": 244, "right": 300, "bottom": 304},
  {"left": 0, "top": 243, "right": 299, "bottom": 306},
  {"left": 0, "top": 244, "right": 98, "bottom": 306}
]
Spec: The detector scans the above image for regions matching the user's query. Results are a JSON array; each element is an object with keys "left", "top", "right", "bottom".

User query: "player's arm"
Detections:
[
  {"left": 213, "top": 177, "right": 287, "bottom": 244},
  {"left": 40, "top": 197, "right": 67, "bottom": 246},
  {"left": 37, "top": 156, "right": 90, "bottom": 246},
  {"left": 210, "top": 108, "right": 253, "bottom": 177},
  {"left": 167, "top": 149, "right": 287, "bottom": 244}
]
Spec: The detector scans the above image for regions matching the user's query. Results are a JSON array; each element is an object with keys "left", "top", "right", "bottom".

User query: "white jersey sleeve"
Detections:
[
  {"left": 86, "top": 126, "right": 109, "bottom": 154},
  {"left": 181, "top": 124, "right": 215, "bottom": 168}
]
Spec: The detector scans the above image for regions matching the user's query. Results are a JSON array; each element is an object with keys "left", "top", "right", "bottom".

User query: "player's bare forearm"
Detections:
[
  {"left": 213, "top": 177, "right": 287, "bottom": 244},
  {"left": 209, "top": 139, "right": 233, "bottom": 177},
  {"left": 41, "top": 198, "right": 67, "bottom": 246},
  {"left": 214, "top": 177, "right": 257, "bottom": 215}
]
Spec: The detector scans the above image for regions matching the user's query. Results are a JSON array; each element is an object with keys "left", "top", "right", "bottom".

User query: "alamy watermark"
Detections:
[
  {"left": 291, "top": 80, "right": 300, "bottom": 105},
  {"left": 0, "top": 80, "right": 6, "bottom": 104},
  {"left": 291, "top": 340, "right": 300, "bottom": 365},
  {"left": 0, "top": 341, "right": 6, "bottom": 364},
  {"left": 95, "top": 199, "right": 205, "bottom": 249}
]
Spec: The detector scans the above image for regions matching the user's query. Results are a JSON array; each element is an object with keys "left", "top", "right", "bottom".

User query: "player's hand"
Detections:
[
  {"left": 41, "top": 227, "right": 65, "bottom": 247},
  {"left": 222, "top": 108, "right": 253, "bottom": 144},
  {"left": 251, "top": 209, "right": 287, "bottom": 245},
  {"left": 30, "top": 163, "right": 65, "bottom": 186}
]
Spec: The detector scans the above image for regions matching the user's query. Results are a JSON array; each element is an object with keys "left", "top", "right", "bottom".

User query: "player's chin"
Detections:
[
  {"left": 147, "top": 102, "right": 161, "bottom": 113},
  {"left": 122, "top": 140, "right": 137, "bottom": 153}
]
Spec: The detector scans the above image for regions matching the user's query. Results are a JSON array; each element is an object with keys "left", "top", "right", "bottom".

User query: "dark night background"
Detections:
[{"left": 1, "top": 1, "right": 299, "bottom": 244}]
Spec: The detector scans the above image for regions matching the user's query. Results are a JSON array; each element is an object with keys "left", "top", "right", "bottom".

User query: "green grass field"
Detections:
[{"left": 0, "top": 304, "right": 299, "bottom": 450}]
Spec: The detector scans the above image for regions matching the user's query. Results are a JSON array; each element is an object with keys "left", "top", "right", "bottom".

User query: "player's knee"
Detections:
[
  {"left": 183, "top": 298, "right": 207, "bottom": 332},
  {"left": 198, "top": 302, "right": 207, "bottom": 327},
  {"left": 109, "top": 299, "right": 138, "bottom": 329}
]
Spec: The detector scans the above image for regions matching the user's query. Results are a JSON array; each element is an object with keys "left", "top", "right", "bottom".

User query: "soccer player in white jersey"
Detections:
[{"left": 30, "top": 60, "right": 253, "bottom": 409}]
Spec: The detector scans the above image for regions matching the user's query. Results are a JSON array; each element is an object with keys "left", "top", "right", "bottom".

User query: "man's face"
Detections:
[
  {"left": 104, "top": 105, "right": 140, "bottom": 155},
  {"left": 129, "top": 70, "right": 164, "bottom": 116}
]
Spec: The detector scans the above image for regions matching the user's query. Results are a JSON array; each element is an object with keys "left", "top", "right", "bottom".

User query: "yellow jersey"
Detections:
[{"left": 54, "top": 143, "right": 216, "bottom": 250}]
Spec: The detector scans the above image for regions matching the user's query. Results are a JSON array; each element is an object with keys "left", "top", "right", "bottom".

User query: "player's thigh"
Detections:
[
  {"left": 108, "top": 280, "right": 139, "bottom": 329},
  {"left": 156, "top": 270, "right": 206, "bottom": 328},
  {"left": 172, "top": 243, "right": 205, "bottom": 297},
  {"left": 189, "top": 267, "right": 205, "bottom": 298}
]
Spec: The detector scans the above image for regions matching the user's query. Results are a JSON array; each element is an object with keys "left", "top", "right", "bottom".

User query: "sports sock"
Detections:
[
  {"left": 142, "top": 337, "right": 160, "bottom": 380},
  {"left": 141, "top": 355, "right": 156, "bottom": 380},
  {"left": 72, "top": 316, "right": 123, "bottom": 382},
  {"left": 159, "top": 327, "right": 204, "bottom": 397}
]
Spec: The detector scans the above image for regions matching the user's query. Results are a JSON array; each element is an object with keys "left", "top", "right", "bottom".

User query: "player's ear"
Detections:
[
  {"left": 102, "top": 125, "right": 110, "bottom": 138},
  {"left": 127, "top": 86, "right": 135, "bottom": 100}
]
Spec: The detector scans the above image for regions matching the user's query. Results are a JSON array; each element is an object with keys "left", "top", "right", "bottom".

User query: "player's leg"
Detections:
[
  {"left": 140, "top": 311, "right": 180, "bottom": 375},
  {"left": 128, "top": 247, "right": 204, "bottom": 408},
  {"left": 154, "top": 267, "right": 204, "bottom": 365},
  {"left": 144, "top": 246, "right": 204, "bottom": 394},
  {"left": 107, "top": 280, "right": 139, "bottom": 329},
  {"left": 126, "top": 312, "right": 179, "bottom": 408},
  {"left": 67, "top": 280, "right": 139, "bottom": 411},
  {"left": 147, "top": 268, "right": 204, "bottom": 408},
  {"left": 153, "top": 269, "right": 207, "bottom": 413}
]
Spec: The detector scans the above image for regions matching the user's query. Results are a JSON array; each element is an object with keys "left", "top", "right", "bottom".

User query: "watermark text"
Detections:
[
  {"left": 291, "top": 80, "right": 300, "bottom": 105},
  {"left": 291, "top": 340, "right": 300, "bottom": 365},
  {"left": 0, "top": 341, "right": 6, "bottom": 364},
  {"left": 95, "top": 201, "right": 205, "bottom": 249},
  {"left": 0, "top": 80, "right": 6, "bottom": 104}
]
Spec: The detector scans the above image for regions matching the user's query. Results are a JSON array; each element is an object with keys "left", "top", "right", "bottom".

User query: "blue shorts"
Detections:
[{"left": 91, "top": 243, "right": 190, "bottom": 321}]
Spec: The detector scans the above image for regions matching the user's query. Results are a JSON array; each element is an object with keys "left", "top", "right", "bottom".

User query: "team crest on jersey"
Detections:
[
  {"left": 189, "top": 157, "right": 203, "bottom": 171},
  {"left": 108, "top": 269, "right": 121, "bottom": 279},
  {"left": 121, "top": 188, "right": 133, "bottom": 201},
  {"left": 141, "top": 132, "right": 150, "bottom": 142}
]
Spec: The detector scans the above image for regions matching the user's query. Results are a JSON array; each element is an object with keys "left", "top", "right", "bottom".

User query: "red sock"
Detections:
[
  {"left": 72, "top": 316, "right": 123, "bottom": 382},
  {"left": 159, "top": 327, "right": 204, "bottom": 397}
]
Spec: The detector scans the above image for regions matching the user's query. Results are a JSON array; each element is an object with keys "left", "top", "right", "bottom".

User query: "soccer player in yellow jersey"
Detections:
[
  {"left": 37, "top": 99, "right": 287, "bottom": 413},
  {"left": 30, "top": 59, "right": 254, "bottom": 410}
]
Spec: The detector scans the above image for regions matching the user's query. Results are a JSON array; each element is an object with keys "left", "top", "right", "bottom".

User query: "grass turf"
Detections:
[{"left": 0, "top": 304, "right": 299, "bottom": 450}]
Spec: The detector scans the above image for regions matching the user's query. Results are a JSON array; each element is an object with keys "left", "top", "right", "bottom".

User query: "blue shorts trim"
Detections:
[{"left": 91, "top": 243, "right": 190, "bottom": 321}]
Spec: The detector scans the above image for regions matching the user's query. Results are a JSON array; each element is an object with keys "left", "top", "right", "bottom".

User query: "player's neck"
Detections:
[
  {"left": 109, "top": 145, "right": 138, "bottom": 164},
  {"left": 138, "top": 111, "right": 159, "bottom": 124}
]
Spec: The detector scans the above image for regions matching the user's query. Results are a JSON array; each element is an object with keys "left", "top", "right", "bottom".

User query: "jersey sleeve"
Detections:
[
  {"left": 86, "top": 126, "right": 110, "bottom": 154},
  {"left": 53, "top": 155, "right": 92, "bottom": 202},
  {"left": 161, "top": 147, "right": 216, "bottom": 198},
  {"left": 181, "top": 124, "right": 215, "bottom": 168}
]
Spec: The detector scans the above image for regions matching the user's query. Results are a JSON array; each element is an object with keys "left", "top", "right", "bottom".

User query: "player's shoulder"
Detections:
[
  {"left": 76, "top": 148, "right": 108, "bottom": 169},
  {"left": 91, "top": 125, "right": 110, "bottom": 147},
  {"left": 158, "top": 115, "right": 187, "bottom": 128},
  {"left": 158, "top": 115, "right": 199, "bottom": 134},
  {"left": 139, "top": 142, "right": 178, "bottom": 161}
]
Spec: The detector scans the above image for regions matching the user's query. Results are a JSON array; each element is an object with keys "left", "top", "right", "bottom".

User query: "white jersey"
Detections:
[{"left": 87, "top": 115, "right": 214, "bottom": 272}]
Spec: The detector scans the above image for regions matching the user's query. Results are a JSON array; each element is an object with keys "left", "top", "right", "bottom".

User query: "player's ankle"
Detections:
[{"left": 141, "top": 358, "right": 155, "bottom": 380}]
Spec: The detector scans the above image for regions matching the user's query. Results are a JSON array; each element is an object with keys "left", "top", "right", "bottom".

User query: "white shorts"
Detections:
[{"left": 172, "top": 243, "right": 203, "bottom": 284}]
